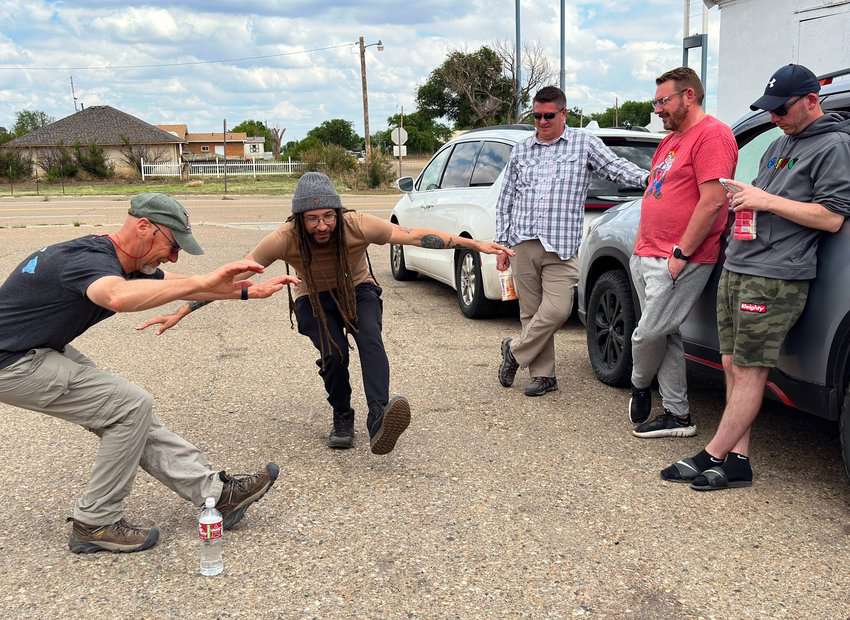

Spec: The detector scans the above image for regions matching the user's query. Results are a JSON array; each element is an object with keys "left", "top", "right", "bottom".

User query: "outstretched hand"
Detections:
[
  {"left": 477, "top": 241, "right": 515, "bottom": 257},
  {"left": 237, "top": 274, "right": 300, "bottom": 299},
  {"left": 136, "top": 311, "right": 186, "bottom": 335}
]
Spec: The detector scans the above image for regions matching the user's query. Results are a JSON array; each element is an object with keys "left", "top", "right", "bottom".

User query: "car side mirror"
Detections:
[{"left": 396, "top": 176, "right": 415, "bottom": 193}]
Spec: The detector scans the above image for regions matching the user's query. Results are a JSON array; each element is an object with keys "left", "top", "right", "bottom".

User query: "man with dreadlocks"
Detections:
[{"left": 141, "top": 172, "right": 513, "bottom": 454}]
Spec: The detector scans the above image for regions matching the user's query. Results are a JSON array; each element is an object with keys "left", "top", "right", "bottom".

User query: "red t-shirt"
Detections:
[{"left": 634, "top": 115, "right": 738, "bottom": 263}]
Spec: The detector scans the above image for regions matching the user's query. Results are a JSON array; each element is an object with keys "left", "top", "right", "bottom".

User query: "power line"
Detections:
[{"left": 0, "top": 42, "right": 356, "bottom": 71}]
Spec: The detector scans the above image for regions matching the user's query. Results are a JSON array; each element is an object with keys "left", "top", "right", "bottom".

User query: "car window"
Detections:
[
  {"left": 417, "top": 146, "right": 454, "bottom": 191},
  {"left": 441, "top": 141, "right": 483, "bottom": 189},
  {"left": 735, "top": 126, "right": 783, "bottom": 184},
  {"left": 587, "top": 139, "right": 659, "bottom": 197},
  {"left": 470, "top": 141, "right": 513, "bottom": 187}
]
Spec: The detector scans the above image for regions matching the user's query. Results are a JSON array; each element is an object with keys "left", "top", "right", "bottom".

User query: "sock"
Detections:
[
  {"left": 723, "top": 452, "right": 753, "bottom": 481},
  {"left": 692, "top": 449, "right": 723, "bottom": 472}
]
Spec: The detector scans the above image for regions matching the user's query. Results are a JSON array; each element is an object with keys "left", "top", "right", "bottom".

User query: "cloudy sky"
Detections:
[{"left": 0, "top": 1, "right": 720, "bottom": 142}]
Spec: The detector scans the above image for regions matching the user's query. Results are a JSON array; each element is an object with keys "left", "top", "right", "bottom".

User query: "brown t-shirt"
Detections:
[{"left": 251, "top": 211, "right": 394, "bottom": 299}]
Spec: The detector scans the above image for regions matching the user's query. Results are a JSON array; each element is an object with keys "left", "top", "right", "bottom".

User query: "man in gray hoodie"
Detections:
[{"left": 660, "top": 64, "right": 850, "bottom": 491}]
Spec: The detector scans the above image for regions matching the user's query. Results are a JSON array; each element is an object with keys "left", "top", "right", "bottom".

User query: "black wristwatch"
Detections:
[{"left": 672, "top": 245, "right": 691, "bottom": 261}]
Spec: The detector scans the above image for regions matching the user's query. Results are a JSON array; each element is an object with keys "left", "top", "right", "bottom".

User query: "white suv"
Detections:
[{"left": 390, "top": 124, "right": 663, "bottom": 318}]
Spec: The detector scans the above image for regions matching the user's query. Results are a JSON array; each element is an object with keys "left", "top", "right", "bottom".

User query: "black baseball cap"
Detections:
[{"left": 750, "top": 64, "right": 820, "bottom": 112}]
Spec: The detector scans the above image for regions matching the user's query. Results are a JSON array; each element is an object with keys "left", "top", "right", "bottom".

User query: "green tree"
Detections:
[
  {"left": 231, "top": 119, "right": 273, "bottom": 152},
  {"left": 590, "top": 100, "right": 653, "bottom": 128},
  {"left": 373, "top": 111, "right": 452, "bottom": 155},
  {"left": 306, "top": 119, "right": 361, "bottom": 150},
  {"left": 416, "top": 47, "right": 514, "bottom": 128},
  {"left": 13, "top": 110, "right": 54, "bottom": 137},
  {"left": 0, "top": 126, "right": 12, "bottom": 145}
]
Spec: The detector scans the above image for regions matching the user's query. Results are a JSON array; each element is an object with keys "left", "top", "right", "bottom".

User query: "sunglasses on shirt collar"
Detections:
[{"left": 531, "top": 109, "right": 564, "bottom": 121}]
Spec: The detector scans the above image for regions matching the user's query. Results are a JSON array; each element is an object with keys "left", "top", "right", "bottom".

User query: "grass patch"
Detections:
[{"left": 0, "top": 175, "right": 401, "bottom": 197}]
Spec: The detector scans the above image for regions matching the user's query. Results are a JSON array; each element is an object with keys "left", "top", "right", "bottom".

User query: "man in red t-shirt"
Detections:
[{"left": 628, "top": 67, "right": 738, "bottom": 439}]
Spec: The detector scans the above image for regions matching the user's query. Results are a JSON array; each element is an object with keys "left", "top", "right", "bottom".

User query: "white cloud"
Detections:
[{"left": 0, "top": 0, "right": 714, "bottom": 142}]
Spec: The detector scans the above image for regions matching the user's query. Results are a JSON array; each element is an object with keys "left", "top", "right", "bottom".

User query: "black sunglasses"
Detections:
[
  {"left": 532, "top": 109, "right": 564, "bottom": 121},
  {"left": 772, "top": 96, "right": 802, "bottom": 117},
  {"left": 152, "top": 222, "right": 180, "bottom": 253}
]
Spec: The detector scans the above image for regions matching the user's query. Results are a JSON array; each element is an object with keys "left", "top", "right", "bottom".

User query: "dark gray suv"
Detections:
[{"left": 577, "top": 70, "right": 850, "bottom": 479}]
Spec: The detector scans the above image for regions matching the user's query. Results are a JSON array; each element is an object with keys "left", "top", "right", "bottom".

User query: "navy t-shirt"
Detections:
[{"left": 0, "top": 235, "right": 163, "bottom": 369}]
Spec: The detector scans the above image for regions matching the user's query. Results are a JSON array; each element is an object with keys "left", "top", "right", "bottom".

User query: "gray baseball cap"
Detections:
[{"left": 128, "top": 193, "right": 204, "bottom": 255}]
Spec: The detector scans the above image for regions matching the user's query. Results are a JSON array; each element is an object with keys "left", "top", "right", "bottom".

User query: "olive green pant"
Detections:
[{"left": 0, "top": 346, "right": 222, "bottom": 526}]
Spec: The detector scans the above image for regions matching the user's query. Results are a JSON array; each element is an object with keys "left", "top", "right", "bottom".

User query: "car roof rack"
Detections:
[
  {"left": 463, "top": 124, "right": 534, "bottom": 134},
  {"left": 818, "top": 68, "right": 850, "bottom": 85}
]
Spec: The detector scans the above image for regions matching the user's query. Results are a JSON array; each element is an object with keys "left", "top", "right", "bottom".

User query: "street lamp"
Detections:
[{"left": 358, "top": 36, "right": 383, "bottom": 160}]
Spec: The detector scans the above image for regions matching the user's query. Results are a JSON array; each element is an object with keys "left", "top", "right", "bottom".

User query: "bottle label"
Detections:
[{"left": 199, "top": 520, "right": 222, "bottom": 541}]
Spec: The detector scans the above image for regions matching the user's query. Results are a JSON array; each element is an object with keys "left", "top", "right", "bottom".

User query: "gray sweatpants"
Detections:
[
  {"left": 0, "top": 346, "right": 222, "bottom": 526},
  {"left": 629, "top": 256, "right": 713, "bottom": 418}
]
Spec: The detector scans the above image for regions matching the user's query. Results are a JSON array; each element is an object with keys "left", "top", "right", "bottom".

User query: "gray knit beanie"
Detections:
[{"left": 292, "top": 172, "right": 342, "bottom": 214}]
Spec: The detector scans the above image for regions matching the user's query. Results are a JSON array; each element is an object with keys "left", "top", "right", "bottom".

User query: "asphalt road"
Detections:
[{"left": 0, "top": 198, "right": 848, "bottom": 619}]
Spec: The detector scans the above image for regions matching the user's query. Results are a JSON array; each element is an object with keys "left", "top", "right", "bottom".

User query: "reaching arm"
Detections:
[
  {"left": 387, "top": 224, "right": 514, "bottom": 257},
  {"left": 87, "top": 259, "right": 291, "bottom": 313},
  {"left": 676, "top": 180, "right": 729, "bottom": 255}
]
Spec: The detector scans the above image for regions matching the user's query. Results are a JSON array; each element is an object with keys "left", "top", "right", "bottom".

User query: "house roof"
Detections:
[
  {"left": 157, "top": 124, "right": 188, "bottom": 140},
  {"left": 4, "top": 106, "right": 184, "bottom": 148},
  {"left": 185, "top": 132, "right": 248, "bottom": 143}
]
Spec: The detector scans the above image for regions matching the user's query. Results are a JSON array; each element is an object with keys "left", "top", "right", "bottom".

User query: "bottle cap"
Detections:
[{"left": 205, "top": 497, "right": 216, "bottom": 508}]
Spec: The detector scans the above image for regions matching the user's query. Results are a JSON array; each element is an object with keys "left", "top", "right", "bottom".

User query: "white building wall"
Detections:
[{"left": 715, "top": 0, "right": 850, "bottom": 125}]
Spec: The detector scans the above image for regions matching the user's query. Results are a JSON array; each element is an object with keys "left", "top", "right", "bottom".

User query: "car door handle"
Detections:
[{"left": 421, "top": 204, "right": 434, "bottom": 209}]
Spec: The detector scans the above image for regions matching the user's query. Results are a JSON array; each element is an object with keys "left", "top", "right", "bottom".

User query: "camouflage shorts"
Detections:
[{"left": 716, "top": 269, "right": 810, "bottom": 367}]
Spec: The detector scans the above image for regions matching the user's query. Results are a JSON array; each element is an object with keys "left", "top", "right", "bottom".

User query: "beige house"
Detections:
[{"left": 3, "top": 106, "right": 184, "bottom": 178}]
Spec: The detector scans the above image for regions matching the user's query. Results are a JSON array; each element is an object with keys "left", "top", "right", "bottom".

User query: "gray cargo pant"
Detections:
[
  {"left": 629, "top": 256, "right": 713, "bottom": 418},
  {"left": 0, "top": 346, "right": 223, "bottom": 526}
]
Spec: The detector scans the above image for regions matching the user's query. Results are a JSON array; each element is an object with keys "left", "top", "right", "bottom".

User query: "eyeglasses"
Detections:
[
  {"left": 651, "top": 89, "right": 688, "bottom": 108},
  {"left": 531, "top": 109, "right": 564, "bottom": 121},
  {"left": 152, "top": 223, "right": 180, "bottom": 253},
  {"left": 771, "top": 96, "right": 803, "bottom": 117},
  {"left": 303, "top": 212, "right": 337, "bottom": 226}
]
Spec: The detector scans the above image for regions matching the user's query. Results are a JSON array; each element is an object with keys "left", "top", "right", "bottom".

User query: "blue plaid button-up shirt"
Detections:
[{"left": 495, "top": 128, "right": 649, "bottom": 260}]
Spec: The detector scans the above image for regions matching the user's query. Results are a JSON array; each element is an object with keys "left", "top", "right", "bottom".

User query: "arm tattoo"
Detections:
[
  {"left": 420, "top": 234, "right": 446, "bottom": 249},
  {"left": 187, "top": 300, "right": 211, "bottom": 313}
]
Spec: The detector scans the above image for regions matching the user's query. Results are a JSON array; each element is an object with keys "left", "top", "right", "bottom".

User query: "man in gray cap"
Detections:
[
  {"left": 0, "top": 193, "right": 298, "bottom": 554},
  {"left": 660, "top": 64, "right": 850, "bottom": 491},
  {"left": 144, "top": 173, "right": 513, "bottom": 454}
]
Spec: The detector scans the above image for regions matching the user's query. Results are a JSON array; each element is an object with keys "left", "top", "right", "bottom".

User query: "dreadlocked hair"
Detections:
[{"left": 285, "top": 209, "right": 359, "bottom": 363}]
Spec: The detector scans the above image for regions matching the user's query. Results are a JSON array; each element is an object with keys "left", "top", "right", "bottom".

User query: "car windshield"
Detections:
[{"left": 588, "top": 140, "right": 659, "bottom": 198}]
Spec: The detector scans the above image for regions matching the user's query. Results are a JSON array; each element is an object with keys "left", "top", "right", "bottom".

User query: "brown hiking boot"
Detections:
[
  {"left": 216, "top": 463, "right": 280, "bottom": 530},
  {"left": 68, "top": 517, "right": 160, "bottom": 554}
]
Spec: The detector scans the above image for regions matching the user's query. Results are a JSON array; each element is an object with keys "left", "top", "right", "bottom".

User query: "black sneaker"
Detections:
[
  {"left": 524, "top": 376, "right": 558, "bottom": 397},
  {"left": 328, "top": 409, "right": 354, "bottom": 449},
  {"left": 368, "top": 396, "right": 411, "bottom": 455},
  {"left": 633, "top": 409, "right": 697, "bottom": 438},
  {"left": 498, "top": 337, "right": 519, "bottom": 387},
  {"left": 628, "top": 385, "right": 652, "bottom": 424}
]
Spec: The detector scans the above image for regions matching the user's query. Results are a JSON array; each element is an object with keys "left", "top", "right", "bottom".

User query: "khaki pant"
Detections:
[
  {"left": 510, "top": 240, "right": 579, "bottom": 378},
  {"left": 0, "top": 346, "right": 222, "bottom": 526}
]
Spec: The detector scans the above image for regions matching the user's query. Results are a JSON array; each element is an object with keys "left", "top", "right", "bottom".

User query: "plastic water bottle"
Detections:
[{"left": 198, "top": 497, "right": 223, "bottom": 576}]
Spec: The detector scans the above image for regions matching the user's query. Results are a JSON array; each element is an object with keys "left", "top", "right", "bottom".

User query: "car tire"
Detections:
[
  {"left": 840, "top": 382, "right": 850, "bottom": 482},
  {"left": 390, "top": 243, "right": 417, "bottom": 281},
  {"left": 586, "top": 269, "right": 636, "bottom": 387},
  {"left": 455, "top": 248, "right": 497, "bottom": 319}
]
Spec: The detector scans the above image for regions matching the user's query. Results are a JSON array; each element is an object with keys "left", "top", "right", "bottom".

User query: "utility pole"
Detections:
[
  {"left": 398, "top": 105, "right": 404, "bottom": 179},
  {"left": 560, "top": 0, "right": 566, "bottom": 93},
  {"left": 515, "top": 0, "right": 522, "bottom": 122},
  {"left": 359, "top": 36, "right": 371, "bottom": 160},
  {"left": 223, "top": 119, "right": 228, "bottom": 194},
  {"left": 70, "top": 76, "right": 79, "bottom": 112}
]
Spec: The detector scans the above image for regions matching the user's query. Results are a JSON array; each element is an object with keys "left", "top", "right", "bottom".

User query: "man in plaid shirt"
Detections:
[{"left": 496, "top": 86, "right": 649, "bottom": 397}]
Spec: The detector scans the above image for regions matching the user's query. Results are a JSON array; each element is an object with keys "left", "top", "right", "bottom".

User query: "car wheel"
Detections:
[
  {"left": 455, "top": 248, "right": 497, "bottom": 319},
  {"left": 390, "top": 243, "right": 417, "bottom": 281},
  {"left": 586, "top": 269, "right": 636, "bottom": 387},
  {"left": 840, "top": 383, "right": 850, "bottom": 482}
]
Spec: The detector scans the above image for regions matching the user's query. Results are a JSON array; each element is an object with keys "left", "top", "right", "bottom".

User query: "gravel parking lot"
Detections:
[{"left": 0, "top": 197, "right": 848, "bottom": 619}]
